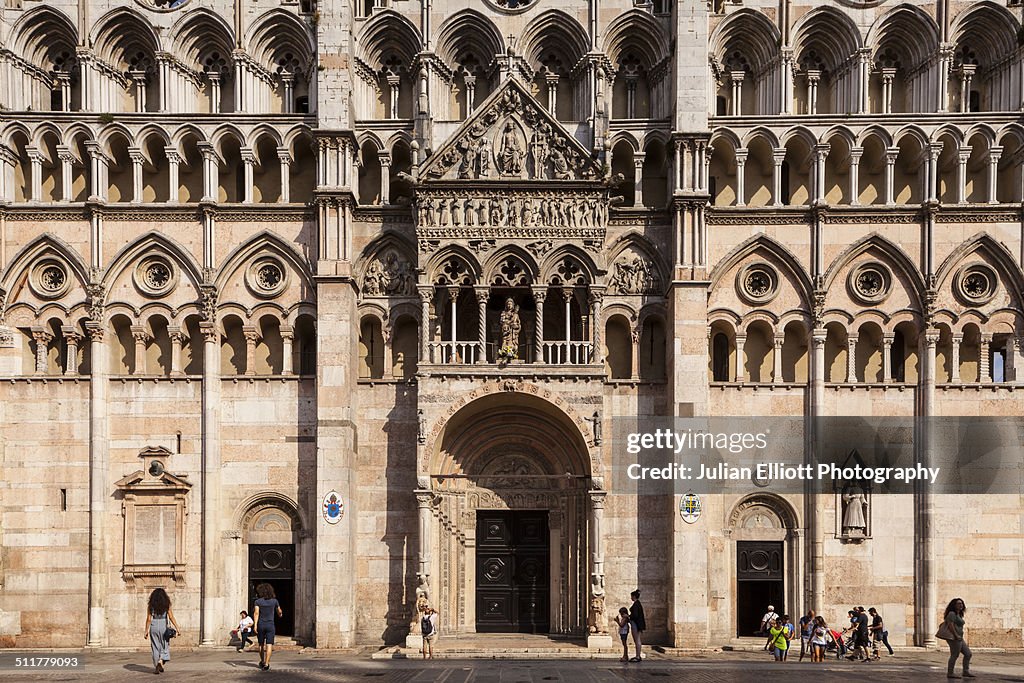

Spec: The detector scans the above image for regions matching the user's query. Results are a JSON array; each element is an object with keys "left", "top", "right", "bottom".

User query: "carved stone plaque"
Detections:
[{"left": 133, "top": 505, "right": 177, "bottom": 565}]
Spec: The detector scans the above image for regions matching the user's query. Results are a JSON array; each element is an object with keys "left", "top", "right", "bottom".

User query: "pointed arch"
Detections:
[
  {"left": 520, "top": 10, "right": 589, "bottom": 69},
  {"left": 856, "top": 125, "right": 893, "bottom": 149},
  {"left": 780, "top": 125, "right": 818, "bottom": 149},
  {"left": 822, "top": 233, "right": 926, "bottom": 304},
  {"left": 99, "top": 232, "right": 204, "bottom": 292},
  {"left": 91, "top": 7, "right": 161, "bottom": 67},
  {"left": 244, "top": 9, "right": 315, "bottom": 73},
  {"left": 214, "top": 231, "right": 315, "bottom": 297},
  {"left": 354, "top": 9, "right": 422, "bottom": 66},
  {"left": 355, "top": 231, "right": 418, "bottom": 280},
  {"left": 435, "top": 10, "right": 504, "bottom": 69},
  {"left": 425, "top": 245, "right": 481, "bottom": 285},
  {"left": 866, "top": 4, "right": 939, "bottom": 68},
  {"left": 708, "top": 234, "right": 813, "bottom": 306},
  {"left": 9, "top": 6, "right": 79, "bottom": 70},
  {"left": 0, "top": 233, "right": 90, "bottom": 296},
  {"left": 604, "top": 9, "right": 669, "bottom": 68},
  {"left": 935, "top": 233, "right": 1024, "bottom": 306},
  {"left": 791, "top": 6, "right": 862, "bottom": 71},
  {"left": 710, "top": 8, "right": 780, "bottom": 74},
  {"left": 741, "top": 126, "right": 780, "bottom": 150},
  {"left": 539, "top": 245, "right": 599, "bottom": 286},
  {"left": 821, "top": 125, "right": 856, "bottom": 150},
  {"left": 949, "top": 1, "right": 1020, "bottom": 69},
  {"left": 169, "top": 7, "right": 235, "bottom": 68},
  {"left": 606, "top": 231, "right": 670, "bottom": 289},
  {"left": 482, "top": 246, "right": 539, "bottom": 286}
]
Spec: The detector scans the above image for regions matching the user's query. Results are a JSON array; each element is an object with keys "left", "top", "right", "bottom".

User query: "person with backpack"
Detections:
[
  {"left": 421, "top": 605, "right": 439, "bottom": 659},
  {"left": 768, "top": 616, "right": 790, "bottom": 662}
]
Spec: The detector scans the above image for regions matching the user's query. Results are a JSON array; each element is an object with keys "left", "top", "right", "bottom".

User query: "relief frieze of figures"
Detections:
[{"left": 415, "top": 191, "right": 608, "bottom": 236}]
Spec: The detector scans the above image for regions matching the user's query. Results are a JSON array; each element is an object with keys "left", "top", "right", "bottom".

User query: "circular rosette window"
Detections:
[
  {"left": 736, "top": 262, "right": 780, "bottom": 305},
  {"left": 134, "top": 256, "right": 177, "bottom": 297},
  {"left": 246, "top": 257, "right": 288, "bottom": 299},
  {"left": 954, "top": 262, "right": 998, "bottom": 306},
  {"left": 135, "top": 0, "right": 191, "bottom": 11},
  {"left": 848, "top": 262, "right": 892, "bottom": 305},
  {"left": 486, "top": 0, "right": 537, "bottom": 13},
  {"left": 29, "top": 258, "right": 72, "bottom": 299}
]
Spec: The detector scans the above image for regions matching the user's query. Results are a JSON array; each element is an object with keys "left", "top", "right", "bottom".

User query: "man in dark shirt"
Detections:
[
  {"left": 847, "top": 606, "right": 870, "bottom": 661},
  {"left": 868, "top": 607, "right": 894, "bottom": 656}
]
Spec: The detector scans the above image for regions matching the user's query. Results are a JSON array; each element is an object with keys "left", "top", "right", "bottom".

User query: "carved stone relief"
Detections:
[
  {"left": 362, "top": 249, "right": 416, "bottom": 297},
  {"left": 609, "top": 253, "right": 660, "bottom": 295}
]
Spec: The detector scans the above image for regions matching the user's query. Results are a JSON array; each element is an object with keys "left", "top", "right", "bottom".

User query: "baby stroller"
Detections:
[{"left": 824, "top": 629, "right": 848, "bottom": 659}]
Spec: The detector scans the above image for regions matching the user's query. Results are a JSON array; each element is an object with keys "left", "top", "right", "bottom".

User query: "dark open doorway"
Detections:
[
  {"left": 248, "top": 544, "right": 295, "bottom": 637},
  {"left": 735, "top": 541, "right": 784, "bottom": 637}
]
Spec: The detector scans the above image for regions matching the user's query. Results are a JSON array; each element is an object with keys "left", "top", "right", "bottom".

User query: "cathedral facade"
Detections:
[{"left": 0, "top": 0, "right": 1022, "bottom": 650}]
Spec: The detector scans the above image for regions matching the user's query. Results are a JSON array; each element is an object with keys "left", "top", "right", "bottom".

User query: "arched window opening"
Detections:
[
  {"left": 605, "top": 316, "right": 632, "bottom": 379},
  {"left": 712, "top": 331, "right": 730, "bottom": 382},
  {"left": 294, "top": 314, "right": 317, "bottom": 375},
  {"left": 392, "top": 317, "right": 419, "bottom": 379},
  {"left": 358, "top": 141, "right": 382, "bottom": 205},
  {"left": 639, "top": 317, "right": 666, "bottom": 380},
  {"left": 359, "top": 316, "right": 385, "bottom": 379},
  {"left": 220, "top": 315, "right": 247, "bottom": 375}
]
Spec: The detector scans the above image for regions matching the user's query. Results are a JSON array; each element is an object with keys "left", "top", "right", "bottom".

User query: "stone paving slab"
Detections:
[{"left": 1, "top": 649, "right": 1022, "bottom": 682}]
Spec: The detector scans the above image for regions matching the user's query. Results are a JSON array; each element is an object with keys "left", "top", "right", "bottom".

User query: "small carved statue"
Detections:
[
  {"left": 499, "top": 298, "right": 521, "bottom": 350},
  {"left": 842, "top": 486, "right": 868, "bottom": 536},
  {"left": 478, "top": 138, "right": 493, "bottom": 178},
  {"left": 589, "top": 594, "right": 608, "bottom": 634},
  {"left": 549, "top": 146, "right": 572, "bottom": 180}
]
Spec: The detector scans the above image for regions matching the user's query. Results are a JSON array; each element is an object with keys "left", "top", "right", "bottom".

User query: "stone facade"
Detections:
[{"left": 0, "top": 0, "right": 1022, "bottom": 651}]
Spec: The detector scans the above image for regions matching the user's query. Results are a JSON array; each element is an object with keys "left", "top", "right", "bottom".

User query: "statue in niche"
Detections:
[
  {"left": 459, "top": 140, "right": 478, "bottom": 179},
  {"left": 489, "top": 197, "right": 503, "bottom": 226},
  {"left": 841, "top": 485, "right": 868, "bottom": 536},
  {"left": 438, "top": 197, "right": 451, "bottom": 226},
  {"left": 499, "top": 298, "right": 521, "bottom": 350},
  {"left": 476, "top": 198, "right": 488, "bottom": 226},
  {"left": 549, "top": 146, "right": 572, "bottom": 180},
  {"left": 450, "top": 197, "right": 462, "bottom": 226},
  {"left": 499, "top": 121, "right": 524, "bottom": 176}
]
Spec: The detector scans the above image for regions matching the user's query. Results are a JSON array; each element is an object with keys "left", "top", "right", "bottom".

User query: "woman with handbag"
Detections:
[
  {"left": 143, "top": 588, "right": 180, "bottom": 674},
  {"left": 939, "top": 598, "right": 974, "bottom": 678}
]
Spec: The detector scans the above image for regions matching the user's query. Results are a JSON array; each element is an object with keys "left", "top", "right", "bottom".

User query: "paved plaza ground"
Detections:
[{"left": 1, "top": 647, "right": 1022, "bottom": 682}]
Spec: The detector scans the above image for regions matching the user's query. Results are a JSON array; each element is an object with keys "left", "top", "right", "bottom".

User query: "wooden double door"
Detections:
[{"left": 475, "top": 510, "right": 550, "bottom": 633}]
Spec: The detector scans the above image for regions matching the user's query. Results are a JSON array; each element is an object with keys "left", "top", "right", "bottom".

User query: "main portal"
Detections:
[{"left": 475, "top": 510, "right": 550, "bottom": 633}]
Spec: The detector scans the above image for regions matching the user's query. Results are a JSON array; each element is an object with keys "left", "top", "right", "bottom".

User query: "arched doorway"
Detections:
[
  {"left": 425, "top": 390, "right": 596, "bottom": 636},
  {"left": 232, "top": 495, "right": 313, "bottom": 643},
  {"left": 726, "top": 494, "right": 801, "bottom": 638}
]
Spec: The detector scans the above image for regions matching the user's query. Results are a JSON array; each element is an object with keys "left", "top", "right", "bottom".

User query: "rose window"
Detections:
[
  {"left": 40, "top": 265, "right": 66, "bottom": 293},
  {"left": 246, "top": 257, "right": 288, "bottom": 298},
  {"left": 848, "top": 262, "right": 891, "bottom": 304},
  {"left": 257, "top": 263, "right": 283, "bottom": 290},
  {"left": 487, "top": 0, "right": 536, "bottom": 10},
  {"left": 144, "top": 262, "right": 171, "bottom": 289},
  {"left": 955, "top": 264, "right": 997, "bottom": 305},
  {"left": 737, "top": 263, "right": 779, "bottom": 304}
]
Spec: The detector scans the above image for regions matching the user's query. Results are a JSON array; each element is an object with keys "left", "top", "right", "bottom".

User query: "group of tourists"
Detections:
[
  {"left": 756, "top": 598, "right": 974, "bottom": 677},
  {"left": 143, "top": 584, "right": 283, "bottom": 674}
]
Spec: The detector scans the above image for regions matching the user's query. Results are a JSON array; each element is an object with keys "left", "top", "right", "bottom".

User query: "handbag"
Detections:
[
  {"left": 935, "top": 621, "right": 956, "bottom": 641},
  {"left": 163, "top": 627, "right": 177, "bottom": 640}
]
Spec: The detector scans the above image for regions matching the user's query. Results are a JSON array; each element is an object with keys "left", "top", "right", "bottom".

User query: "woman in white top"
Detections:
[
  {"left": 810, "top": 616, "right": 830, "bottom": 662},
  {"left": 235, "top": 610, "right": 254, "bottom": 651}
]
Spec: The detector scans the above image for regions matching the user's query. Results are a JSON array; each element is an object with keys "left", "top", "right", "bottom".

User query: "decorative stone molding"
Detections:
[
  {"left": 848, "top": 261, "right": 893, "bottom": 305},
  {"left": 954, "top": 262, "right": 998, "bottom": 305},
  {"left": 115, "top": 446, "right": 192, "bottom": 586},
  {"left": 29, "top": 258, "right": 72, "bottom": 299},
  {"left": 245, "top": 257, "right": 288, "bottom": 299},
  {"left": 134, "top": 255, "right": 177, "bottom": 297},
  {"left": 736, "top": 262, "right": 780, "bottom": 305}
]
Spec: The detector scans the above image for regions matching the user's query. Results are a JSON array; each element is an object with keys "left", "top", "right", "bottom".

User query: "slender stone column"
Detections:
[
  {"left": 987, "top": 147, "right": 1002, "bottom": 204},
  {"left": 979, "top": 333, "right": 992, "bottom": 382},
  {"left": 772, "top": 333, "right": 784, "bottom": 384},
  {"left": 532, "top": 286, "right": 546, "bottom": 363},
  {"left": 26, "top": 146, "right": 42, "bottom": 201},
  {"left": 407, "top": 488, "right": 434, "bottom": 650},
  {"left": 418, "top": 286, "right": 433, "bottom": 362},
  {"left": 808, "top": 328, "right": 827, "bottom": 613},
  {"left": 734, "top": 333, "right": 746, "bottom": 383},
  {"left": 735, "top": 149, "right": 747, "bottom": 206},
  {"left": 278, "top": 148, "right": 292, "bottom": 203},
  {"left": 730, "top": 71, "right": 744, "bottom": 115},
  {"left": 208, "top": 71, "right": 221, "bottom": 113},
  {"left": 848, "top": 147, "right": 862, "bottom": 205},
  {"left": 950, "top": 334, "right": 962, "bottom": 383},
  {"left": 379, "top": 153, "right": 392, "bottom": 205},
  {"left": 846, "top": 334, "right": 858, "bottom": 383},
  {"left": 772, "top": 149, "right": 785, "bottom": 206},
  {"left": 85, "top": 322, "right": 109, "bottom": 646},
  {"left": 857, "top": 48, "right": 871, "bottom": 113},
  {"left": 243, "top": 325, "right": 259, "bottom": 376},
  {"left": 630, "top": 324, "right": 640, "bottom": 380},
  {"left": 129, "top": 147, "right": 144, "bottom": 203},
  {"left": 633, "top": 155, "right": 644, "bottom": 207},
  {"left": 927, "top": 143, "right": 942, "bottom": 203},
  {"left": 31, "top": 327, "right": 52, "bottom": 373},
  {"left": 474, "top": 286, "right": 488, "bottom": 363},
  {"left": 198, "top": 142, "right": 218, "bottom": 202},
  {"left": 590, "top": 289, "right": 603, "bottom": 365},
  {"left": 446, "top": 286, "right": 459, "bottom": 361},
  {"left": 131, "top": 325, "right": 150, "bottom": 375},
  {"left": 280, "top": 324, "right": 294, "bottom": 376},
  {"left": 165, "top": 148, "right": 181, "bottom": 203},
  {"left": 199, "top": 321, "right": 222, "bottom": 645},
  {"left": 956, "top": 148, "right": 970, "bottom": 204},
  {"left": 281, "top": 72, "right": 295, "bottom": 114},
  {"left": 241, "top": 147, "right": 255, "bottom": 204},
  {"left": 916, "top": 328, "right": 939, "bottom": 646},
  {"left": 63, "top": 328, "right": 82, "bottom": 376},
  {"left": 881, "top": 67, "right": 897, "bottom": 114},
  {"left": 57, "top": 146, "right": 74, "bottom": 202},
  {"left": 587, "top": 489, "right": 611, "bottom": 647},
  {"left": 884, "top": 149, "right": 898, "bottom": 206},
  {"left": 806, "top": 69, "right": 820, "bottom": 115},
  {"left": 882, "top": 333, "right": 894, "bottom": 383},
  {"left": 168, "top": 326, "right": 184, "bottom": 377}
]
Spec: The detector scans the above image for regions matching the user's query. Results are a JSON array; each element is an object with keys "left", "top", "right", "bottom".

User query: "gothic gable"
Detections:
[{"left": 421, "top": 78, "right": 602, "bottom": 182}]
